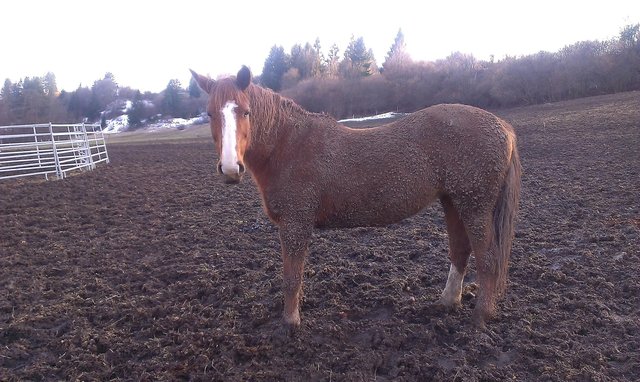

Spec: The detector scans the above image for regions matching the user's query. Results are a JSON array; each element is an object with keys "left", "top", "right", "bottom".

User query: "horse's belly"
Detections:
[
  {"left": 316, "top": 211, "right": 411, "bottom": 229},
  {"left": 316, "top": 191, "right": 436, "bottom": 229}
]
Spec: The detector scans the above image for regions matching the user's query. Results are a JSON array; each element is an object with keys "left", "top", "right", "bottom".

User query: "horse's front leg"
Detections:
[{"left": 278, "top": 219, "right": 312, "bottom": 330}]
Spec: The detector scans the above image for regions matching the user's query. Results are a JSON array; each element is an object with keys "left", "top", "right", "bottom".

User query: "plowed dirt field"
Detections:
[{"left": 1, "top": 92, "right": 638, "bottom": 381}]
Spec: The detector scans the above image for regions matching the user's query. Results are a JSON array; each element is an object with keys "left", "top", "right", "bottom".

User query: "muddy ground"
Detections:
[{"left": 1, "top": 91, "right": 638, "bottom": 381}]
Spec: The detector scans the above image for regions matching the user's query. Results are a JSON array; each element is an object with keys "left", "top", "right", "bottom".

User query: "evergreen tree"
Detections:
[
  {"left": 22, "top": 76, "right": 47, "bottom": 122},
  {"left": 1, "top": 79, "right": 12, "bottom": 100},
  {"left": 383, "top": 29, "right": 411, "bottom": 72},
  {"left": 0, "top": 79, "right": 12, "bottom": 124},
  {"left": 313, "top": 37, "right": 327, "bottom": 77},
  {"left": 342, "top": 36, "right": 377, "bottom": 77},
  {"left": 127, "top": 91, "right": 145, "bottom": 129},
  {"left": 290, "top": 43, "right": 319, "bottom": 80},
  {"left": 188, "top": 76, "right": 201, "bottom": 98},
  {"left": 261, "top": 45, "right": 289, "bottom": 91},
  {"left": 43, "top": 72, "right": 58, "bottom": 97},
  {"left": 9, "top": 80, "right": 25, "bottom": 123},
  {"left": 41, "top": 72, "right": 60, "bottom": 122},
  {"left": 163, "top": 79, "right": 184, "bottom": 117},
  {"left": 67, "top": 85, "right": 92, "bottom": 121},
  {"left": 0, "top": 98, "right": 6, "bottom": 125},
  {"left": 619, "top": 23, "right": 640, "bottom": 49},
  {"left": 88, "top": 73, "right": 118, "bottom": 120},
  {"left": 326, "top": 43, "right": 341, "bottom": 77}
]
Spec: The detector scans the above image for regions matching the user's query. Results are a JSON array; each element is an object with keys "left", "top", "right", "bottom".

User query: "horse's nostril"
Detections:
[
  {"left": 217, "top": 162, "right": 223, "bottom": 174},
  {"left": 237, "top": 162, "right": 246, "bottom": 174}
]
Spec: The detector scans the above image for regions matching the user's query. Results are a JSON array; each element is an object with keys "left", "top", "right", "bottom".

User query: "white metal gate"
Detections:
[{"left": 0, "top": 123, "right": 110, "bottom": 180}]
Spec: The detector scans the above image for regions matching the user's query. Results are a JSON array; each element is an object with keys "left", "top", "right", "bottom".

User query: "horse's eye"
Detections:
[{"left": 244, "top": 110, "right": 250, "bottom": 117}]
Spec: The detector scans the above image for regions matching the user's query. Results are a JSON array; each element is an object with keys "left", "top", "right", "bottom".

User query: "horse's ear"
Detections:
[
  {"left": 236, "top": 65, "right": 252, "bottom": 91},
  {"left": 190, "top": 69, "right": 214, "bottom": 94}
]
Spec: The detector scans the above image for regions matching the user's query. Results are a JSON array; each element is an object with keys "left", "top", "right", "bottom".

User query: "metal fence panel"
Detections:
[{"left": 0, "top": 123, "right": 110, "bottom": 180}]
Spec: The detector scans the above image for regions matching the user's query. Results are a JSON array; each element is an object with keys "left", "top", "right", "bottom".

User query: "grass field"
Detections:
[{"left": 104, "top": 124, "right": 213, "bottom": 145}]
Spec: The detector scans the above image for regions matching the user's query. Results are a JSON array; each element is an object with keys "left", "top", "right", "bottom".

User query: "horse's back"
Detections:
[
  {"left": 400, "top": 103, "right": 514, "bottom": 160},
  {"left": 391, "top": 104, "right": 513, "bottom": 143},
  {"left": 386, "top": 104, "right": 517, "bottom": 211}
]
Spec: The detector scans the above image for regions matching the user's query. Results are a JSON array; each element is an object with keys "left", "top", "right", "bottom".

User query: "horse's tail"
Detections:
[{"left": 493, "top": 131, "right": 521, "bottom": 296}]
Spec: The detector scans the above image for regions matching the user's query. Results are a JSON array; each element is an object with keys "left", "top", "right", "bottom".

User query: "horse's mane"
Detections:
[{"left": 246, "top": 84, "right": 329, "bottom": 144}]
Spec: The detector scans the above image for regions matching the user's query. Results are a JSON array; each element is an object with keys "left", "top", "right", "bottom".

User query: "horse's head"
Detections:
[{"left": 190, "top": 66, "right": 252, "bottom": 184}]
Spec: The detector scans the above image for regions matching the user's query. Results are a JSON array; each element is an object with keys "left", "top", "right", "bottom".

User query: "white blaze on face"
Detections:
[{"left": 220, "top": 101, "right": 239, "bottom": 174}]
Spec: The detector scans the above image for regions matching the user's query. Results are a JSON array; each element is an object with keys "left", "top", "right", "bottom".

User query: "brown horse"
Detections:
[{"left": 190, "top": 66, "right": 521, "bottom": 330}]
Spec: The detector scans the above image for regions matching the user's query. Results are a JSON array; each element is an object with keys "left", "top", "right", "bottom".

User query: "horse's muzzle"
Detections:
[
  {"left": 217, "top": 161, "right": 245, "bottom": 184},
  {"left": 223, "top": 174, "right": 242, "bottom": 184}
]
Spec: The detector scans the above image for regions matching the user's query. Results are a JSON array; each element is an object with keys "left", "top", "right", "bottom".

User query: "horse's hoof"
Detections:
[
  {"left": 271, "top": 321, "right": 300, "bottom": 343},
  {"left": 472, "top": 315, "right": 487, "bottom": 330},
  {"left": 436, "top": 298, "right": 462, "bottom": 312},
  {"left": 283, "top": 311, "right": 300, "bottom": 327},
  {"left": 279, "top": 312, "right": 301, "bottom": 337},
  {"left": 285, "top": 321, "right": 300, "bottom": 336},
  {"left": 472, "top": 307, "right": 492, "bottom": 329}
]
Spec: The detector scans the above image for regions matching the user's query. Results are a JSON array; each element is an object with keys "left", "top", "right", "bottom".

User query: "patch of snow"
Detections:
[
  {"left": 338, "top": 112, "right": 409, "bottom": 123},
  {"left": 103, "top": 114, "right": 129, "bottom": 134},
  {"left": 146, "top": 115, "right": 208, "bottom": 131},
  {"left": 102, "top": 99, "right": 133, "bottom": 118},
  {"left": 101, "top": 113, "right": 207, "bottom": 134},
  {"left": 147, "top": 118, "right": 189, "bottom": 130}
]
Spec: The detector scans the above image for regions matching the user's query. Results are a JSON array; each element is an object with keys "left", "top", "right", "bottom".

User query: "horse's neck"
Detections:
[{"left": 245, "top": 86, "right": 309, "bottom": 163}]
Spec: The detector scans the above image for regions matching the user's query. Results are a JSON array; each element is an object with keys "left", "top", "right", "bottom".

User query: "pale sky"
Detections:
[{"left": 1, "top": 0, "right": 638, "bottom": 93}]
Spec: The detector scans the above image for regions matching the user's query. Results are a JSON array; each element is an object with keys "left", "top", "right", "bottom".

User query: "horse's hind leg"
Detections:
[
  {"left": 438, "top": 196, "right": 472, "bottom": 309},
  {"left": 464, "top": 213, "right": 500, "bottom": 327}
]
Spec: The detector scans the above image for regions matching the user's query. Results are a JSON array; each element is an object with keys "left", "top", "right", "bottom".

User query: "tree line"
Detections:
[
  {"left": 261, "top": 24, "right": 640, "bottom": 119},
  {"left": 0, "top": 72, "right": 206, "bottom": 128},
  {"left": 1, "top": 24, "right": 638, "bottom": 127}
]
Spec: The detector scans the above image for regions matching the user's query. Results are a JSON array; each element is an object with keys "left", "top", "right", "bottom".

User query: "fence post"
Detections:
[
  {"left": 49, "top": 122, "right": 63, "bottom": 179},
  {"left": 81, "top": 122, "right": 95, "bottom": 170},
  {"left": 33, "top": 124, "right": 48, "bottom": 180},
  {"left": 98, "top": 123, "right": 110, "bottom": 164},
  {"left": 69, "top": 124, "right": 80, "bottom": 169}
]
